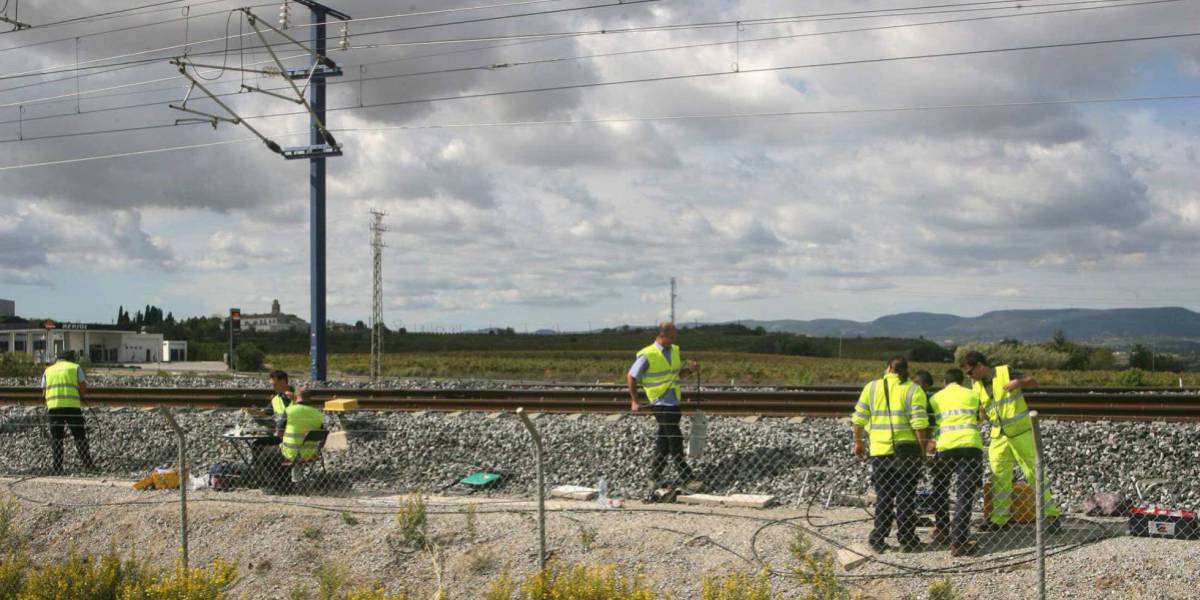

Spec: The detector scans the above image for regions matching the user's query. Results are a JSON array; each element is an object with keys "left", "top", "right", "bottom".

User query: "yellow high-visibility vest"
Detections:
[
  {"left": 44, "top": 361, "right": 82, "bottom": 409},
  {"left": 280, "top": 403, "right": 325, "bottom": 461},
  {"left": 974, "top": 365, "right": 1031, "bottom": 437},
  {"left": 270, "top": 394, "right": 288, "bottom": 415},
  {"left": 637, "top": 343, "right": 681, "bottom": 403},
  {"left": 929, "top": 383, "right": 983, "bottom": 451},
  {"left": 851, "top": 374, "right": 929, "bottom": 457}
]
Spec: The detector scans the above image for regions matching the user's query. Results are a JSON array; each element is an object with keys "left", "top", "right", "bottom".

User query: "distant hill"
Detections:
[{"left": 738, "top": 307, "right": 1200, "bottom": 348}]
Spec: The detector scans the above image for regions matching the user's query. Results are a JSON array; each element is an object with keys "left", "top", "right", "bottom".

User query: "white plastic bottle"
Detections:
[{"left": 597, "top": 476, "right": 608, "bottom": 509}]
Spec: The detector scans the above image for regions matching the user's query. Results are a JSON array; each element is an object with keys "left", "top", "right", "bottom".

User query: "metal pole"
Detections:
[
  {"left": 1031, "top": 410, "right": 1046, "bottom": 600},
  {"left": 516, "top": 407, "right": 546, "bottom": 570},
  {"left": 309, "top": 6, "right": 328, "bottom": 382},
  {"left": 157, "top": 407, "right": 188, "bottom": 568}
]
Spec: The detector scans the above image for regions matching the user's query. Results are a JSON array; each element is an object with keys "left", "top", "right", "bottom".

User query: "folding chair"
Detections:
[{"left": 281, "top": 429, "right": 329, "bottom": 484}]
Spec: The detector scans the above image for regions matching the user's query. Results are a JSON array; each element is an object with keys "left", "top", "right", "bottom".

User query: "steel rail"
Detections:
[{"left": 1, "top": 386, "right": 1197, "bottom": 421}]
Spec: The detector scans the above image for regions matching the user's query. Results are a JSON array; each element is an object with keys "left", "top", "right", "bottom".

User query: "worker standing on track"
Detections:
[
  {"left": 851, "top": 356, "right": 930, "bottom": 553},
  {"left": 42, "top": 350, "right": 96, "bottom": 473},
  {"left": 628, "top": 321, "right": 701, "bottom": 500},
  {"left": 960, "top": 351, "right": 1061, "bottom": 533},
  {"left": 926, "top": 368, "right": 984, "bottom": 556}
]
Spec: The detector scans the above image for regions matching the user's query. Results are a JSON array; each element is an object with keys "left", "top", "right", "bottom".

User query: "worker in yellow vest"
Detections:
[
  {"left": 960, "top": 351, "right": 1061, "bottom": 534},
  {"left": 628, "top": 321, "right": 700, "bottom": 499},
  {"left": 42, "top": 351, "right": 96, "bottom": 473},
  {"left": 266, "top": 369, "right": 293, "bottom": 417},
  {"left": 277, "top": 391, "right": 325, "bottom": 463},
  {"left": 926, "top": 368, "right": 983, "bottom": 556},
  {"left": 851, "top": 356, "right": 930, "bottom": 553}
]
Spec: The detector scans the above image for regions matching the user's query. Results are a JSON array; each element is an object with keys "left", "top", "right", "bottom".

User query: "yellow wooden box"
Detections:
[{"left": 324, "top": 398, "right": 359, "bottom": 412}]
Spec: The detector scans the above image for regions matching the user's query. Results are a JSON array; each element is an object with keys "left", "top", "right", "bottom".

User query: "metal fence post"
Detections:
[
  {"left": 1030, "top": 410, "right": 1046, "bottom": 600},
  {"left": 516, "top": 407, "right": 546, "bottom": 570},
  {"left": 157, "top": 406, "right": 189, "bottom": 568}
]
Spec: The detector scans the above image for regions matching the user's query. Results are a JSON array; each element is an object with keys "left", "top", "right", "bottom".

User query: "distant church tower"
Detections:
[{"left": 271, "top": 299, "right": 281, "bottom": 315}]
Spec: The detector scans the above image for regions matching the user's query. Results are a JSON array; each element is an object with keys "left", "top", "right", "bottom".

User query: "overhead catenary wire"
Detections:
[
  {"left": 6, "top": 90, "right": 1200, "bottom": 168},
  {"left": 0, "top": 0, "right": 1162, "bottom": 86},
  {"left": 0, "top": 0, "right": 656, "bottom": 83},
  {"left": 2, "top": 0, "right": 1177, "bottom": 113},
  {"left": 0, "top": 0, "right": 1180, "bottom": 137}
]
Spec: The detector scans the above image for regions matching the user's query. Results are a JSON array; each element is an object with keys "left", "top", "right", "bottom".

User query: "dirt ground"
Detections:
[{"left": 2, "top": 477, "right": 1197, "bottom": 599}]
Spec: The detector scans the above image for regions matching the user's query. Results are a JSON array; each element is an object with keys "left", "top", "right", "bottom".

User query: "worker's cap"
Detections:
[{"left": 56, "top": 350, "right": 75, "bottom": 361}]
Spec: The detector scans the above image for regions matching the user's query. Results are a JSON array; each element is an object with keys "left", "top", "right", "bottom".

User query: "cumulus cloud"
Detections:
[{"left": 6, "top": 0, "right": 1200, "bottom": 325}]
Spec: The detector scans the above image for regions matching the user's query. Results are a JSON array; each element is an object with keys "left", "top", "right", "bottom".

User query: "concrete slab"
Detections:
[
  {"left": 550, "top": 485, "right": 598, "bottom": 501},
  {"left": 787, "top": 416, "right": 807, "bottom": 425},
  {"left": 676, "top": 493, "right": 776, "bottom": 509},
  {"left": 565, "top": 413, "right": 584, "bottom": 421},
  {"left": 486, "top": 412, "right": 503, "bottom": 420},
  {"left": 324, "top": 431, "right": 349, "bottom": 452},
  {"left": 836, "top": 543, "right": 875, "bottom": 571},
  {"left": 605, "top": 413, "right": 625, "bottom": 422},
  {"left": 411, "top": 411, "right": 427, "bottom": 418},
  {"left": 739, "top": 416, "right": 761, "bottom": 424},
  {"left": 445, "top": 411, "right": 464, "bottom": 419}
]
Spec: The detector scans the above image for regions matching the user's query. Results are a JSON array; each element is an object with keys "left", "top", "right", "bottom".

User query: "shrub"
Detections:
[
  {"left": 20, "top": 544, "right": 153, "bottom": 599},
  {"left": 954, "top": 343, "right": 1072, "bottom": 370},
  {"left": 519, "top": 563, "right": 656, "bottom": 600},
  {"left": 118, "top": 560, "right": 237, "bottom": 600},
  {"left": 578, "top": 525, "right": 598, "bottom": 552},
  {"left": 396, "top": 493, "right": 427, "bottom": 548},
  {"left": 0, "top": 353, "right": 38, "bottom": 378},
  {"left": 927, "top": 577, "right": 961, "bottom": 600},
  {"left": 789, "top": 529, "right": 849, "bottom": 600},
  {"left": 314, "top": 561, "right": 349, "bottom": 600},
  {"left": 235, "top": 342, "right": 266, "bottom": 372},
  {"left": 701, "top": 570, "right": 774, "bottom": 600},
  {"left": 0, "top": 495, "right": 21, "bottom": 553},
  {"left": 1110, "top": 368, "right": 1147, "bottom": 387}
]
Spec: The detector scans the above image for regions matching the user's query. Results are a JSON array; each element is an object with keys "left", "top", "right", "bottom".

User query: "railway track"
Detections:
[{"left": 1, "top": 386, "right": 1198, "bottom": 421}]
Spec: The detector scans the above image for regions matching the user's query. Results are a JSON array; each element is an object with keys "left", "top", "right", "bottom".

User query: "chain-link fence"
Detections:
[{"left": 1, "top": 402, "right": 1198, "bottom": 598}]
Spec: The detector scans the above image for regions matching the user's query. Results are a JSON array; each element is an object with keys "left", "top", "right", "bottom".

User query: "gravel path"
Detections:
[{"left": 3, "top": 478, "right": 1196, "bottom": 599}]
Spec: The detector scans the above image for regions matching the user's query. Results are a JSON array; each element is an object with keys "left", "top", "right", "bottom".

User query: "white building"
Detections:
[
  {"left": 0, "top": 299, "right": 13, "bottom": 318},
  {"left": 0, "top": 322, "right": 185, "bottom": 364},
  {"left": 162, "top": 340, "right": 188, "bottom": 362},
  {"left": 243, "top": 299, "right": 308, "bottom": 333}
]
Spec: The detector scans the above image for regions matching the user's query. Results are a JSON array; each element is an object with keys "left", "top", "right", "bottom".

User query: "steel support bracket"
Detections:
[
  {"left": 282, "top": 144, "right": 342, "bottom": 159},
  {"left": 286, "top": 64, "right": 342, "bottom": 80}
]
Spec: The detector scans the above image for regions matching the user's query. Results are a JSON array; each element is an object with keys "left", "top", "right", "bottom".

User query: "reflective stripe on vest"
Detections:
[
  {"left": 281, "top": 403, "right": 324, "bottom": 461},
  {"left": 44, "top": 361, "right": 81, "bottom": 409},
  {"left": 854, "top": 375, "right": 927, "bottom": 457},
  {"left": 637, "top": 343, "right": 681, "bottom": 403},
  {"left": 975, "top": 365, "right": 1032, "bottom": 438},
  {"left": 929, "top": 383, "right": 983, "bottom": 451}
]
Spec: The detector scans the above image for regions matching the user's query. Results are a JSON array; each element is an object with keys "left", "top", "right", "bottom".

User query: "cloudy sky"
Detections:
[{"left": 3, "top": 0, "right": 1200, "bottom": 331}]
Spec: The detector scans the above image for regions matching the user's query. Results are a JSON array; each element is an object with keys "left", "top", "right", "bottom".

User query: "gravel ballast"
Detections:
[{"left": 0, "top": 401, "right": 1197, "bottom": 511}]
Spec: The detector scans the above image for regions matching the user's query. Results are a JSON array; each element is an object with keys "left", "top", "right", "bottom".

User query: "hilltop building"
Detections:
[
  {"left": 0, "top": 299, "right": 13, "bottom": 318},
  {"left": 243, "top": 299, "right": 308, "bottom": 333}
]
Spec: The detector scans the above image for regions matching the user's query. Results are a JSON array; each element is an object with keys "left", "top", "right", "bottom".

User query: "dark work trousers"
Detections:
[
  {"left": 930, "top": 448, "right": 983, "bottom": 546},
  {"left": 870, "top": 449, "right": 921, "bottom": 547},
  {"left": 650, "top": 404, "right": 693, "bottom": 485},
  {"left": 47, "top": 407, "right": 95, "bottom": 472}
]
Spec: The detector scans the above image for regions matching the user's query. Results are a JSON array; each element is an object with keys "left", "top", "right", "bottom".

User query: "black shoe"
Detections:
[
  {"left": 868, "top": 540, "right": 888, "bottom": 553},
  {"left": 899, "top": 541, "right": 926, "bottom": 553},
  {"left": 950, "top": 542, "right": 978, "bottom": 557},
  {"left": 978, "top": 521, "right": 1010, "bottom": 532}
]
